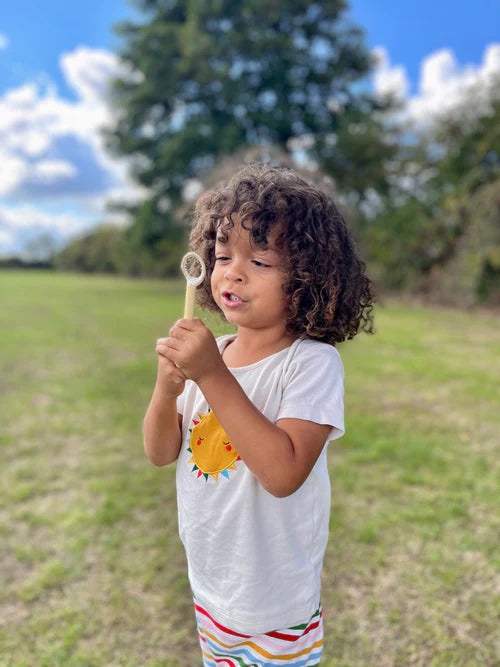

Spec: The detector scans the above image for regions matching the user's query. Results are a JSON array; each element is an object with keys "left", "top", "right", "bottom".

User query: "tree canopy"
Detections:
[
  {"left": 54, "top": 2, "right": 499, "bottom": 306},
  {"left": 105, "top": 0, "right": 394, "bottom": 209},
  {"left": 364, "top": 75, "right": 500, "bottom": 304}
]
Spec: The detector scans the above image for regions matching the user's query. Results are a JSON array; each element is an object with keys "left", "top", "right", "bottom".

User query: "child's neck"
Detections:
[{"left": 223, "top": 327, "right": 296, "bottom": 367}]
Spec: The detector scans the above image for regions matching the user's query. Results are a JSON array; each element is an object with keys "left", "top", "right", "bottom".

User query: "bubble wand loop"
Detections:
[{"left": 181, "top": 252, "right": 206, "bottom": 319}]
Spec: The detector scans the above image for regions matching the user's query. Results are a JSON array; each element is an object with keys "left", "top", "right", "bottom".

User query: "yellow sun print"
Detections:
[{"left": 188, "top": 410, "right": 241, "bottom": 482}]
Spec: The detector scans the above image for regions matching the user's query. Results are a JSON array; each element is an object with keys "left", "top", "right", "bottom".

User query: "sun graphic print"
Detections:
[{"left": 187, "top": 409, "right": 241, "bottom": 482}]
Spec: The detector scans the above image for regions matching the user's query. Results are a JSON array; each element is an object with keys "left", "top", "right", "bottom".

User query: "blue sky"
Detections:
[
  {"left": 0, "top": 1, "right": 138, "bottom": 100},
  {"left": 1, "top": 1, "right": 498, "bottom": 98},
  {"left": 0, "top": 0, "right": 499, "bottom": 257},
  {"left": 348, "top": 0, "right": 499, "bottom": 94}
]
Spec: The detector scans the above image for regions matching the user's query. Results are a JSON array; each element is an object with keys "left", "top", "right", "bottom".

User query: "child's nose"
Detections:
[{"left": 224, "top": 260, "right": 245, "bottom": 282}]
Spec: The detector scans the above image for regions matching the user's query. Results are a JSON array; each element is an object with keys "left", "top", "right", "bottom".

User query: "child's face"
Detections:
[{"left": 211, "top": 217, "right": 289, "bottom": 336}]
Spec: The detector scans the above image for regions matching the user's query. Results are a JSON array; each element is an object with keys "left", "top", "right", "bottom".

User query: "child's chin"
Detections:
[{"left": 222, "top": 309, "right": 244, "bottom": 325}]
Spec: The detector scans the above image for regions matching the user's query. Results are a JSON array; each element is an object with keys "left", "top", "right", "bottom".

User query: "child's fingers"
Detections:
[
  {"left": 156, "top": 346, "right": 185, "bottom": 377},
  {"left": 156, "top": 341, "right": 176, "bottom": 357},
  {"left": 156, "top": 347, "right": 177, "bottom": 370},
  {"left": 156, "top": 358, "right": 185, "bottom": 390},
  {"left": 156, "top": 338, "right": 181, "bottom": 357},
  {"left": 155, "top": 339, "right": 187, "bottom": 382}
]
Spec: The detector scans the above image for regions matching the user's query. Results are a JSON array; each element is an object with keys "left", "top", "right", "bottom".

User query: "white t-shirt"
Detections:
[{"left": 176, "top": 334, "right": 344, "bottom": 634}]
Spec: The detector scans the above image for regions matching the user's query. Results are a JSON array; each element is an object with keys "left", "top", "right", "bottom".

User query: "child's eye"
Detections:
[
  {"left": 215, "top": 256, "right": 230, "bottom": 262},
  {"left": 252, "top": 260, "right": 271, "bottom": 268}
]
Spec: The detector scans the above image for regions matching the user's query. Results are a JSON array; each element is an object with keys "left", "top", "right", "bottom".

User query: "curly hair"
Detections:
[{"left": 189, "top": 163, "right": 374, "bottom": 345}]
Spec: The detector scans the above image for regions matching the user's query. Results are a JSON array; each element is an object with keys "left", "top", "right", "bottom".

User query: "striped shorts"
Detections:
[{"left": 194, "top": 600, "right": 324, "bottom": 666}]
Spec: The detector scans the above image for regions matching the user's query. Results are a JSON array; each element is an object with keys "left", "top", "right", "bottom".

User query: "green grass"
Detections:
[{"left": 0, "top": 270, "right": 498, "bottom": 666}]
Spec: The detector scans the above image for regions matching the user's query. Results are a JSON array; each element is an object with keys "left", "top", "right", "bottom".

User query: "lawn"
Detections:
[{"left": 0, "top": 270, "right": 498, "bottom": 666}]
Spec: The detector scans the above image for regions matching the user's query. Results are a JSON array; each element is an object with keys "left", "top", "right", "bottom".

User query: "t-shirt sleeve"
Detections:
[{"left": 277, "top": 342, "right": 345, "bottom": 441}]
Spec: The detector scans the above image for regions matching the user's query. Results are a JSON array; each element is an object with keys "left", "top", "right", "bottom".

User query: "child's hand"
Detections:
[
  {"left": 155, "top": 338, "right": 186, "bottom": 398},
  {"left": 162, "top": 318, "right": 225, "bottom": 384}
]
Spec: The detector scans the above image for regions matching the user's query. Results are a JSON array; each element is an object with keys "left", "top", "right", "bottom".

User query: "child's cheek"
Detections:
[{"left": 210, "top": 271, "right": 220, "bottom": 303}]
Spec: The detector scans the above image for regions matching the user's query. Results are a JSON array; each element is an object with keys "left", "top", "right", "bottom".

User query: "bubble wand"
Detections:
[{"left": 181, "top": 252, "right": 206, "bottom": 319}]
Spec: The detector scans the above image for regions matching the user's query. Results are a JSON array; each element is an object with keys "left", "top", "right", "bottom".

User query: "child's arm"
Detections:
[
  {"left": 143, "top": 341, "right": 185, "bottom": 467},
  {"left": 200, "top": 371, "right": 331, "bottom": 497},
  {"left": 163, "top": 319, "right": 333, "bottom": 497}
]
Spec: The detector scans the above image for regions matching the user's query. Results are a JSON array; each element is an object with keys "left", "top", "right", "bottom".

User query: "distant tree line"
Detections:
[
  {"left": 362, "top": 80, "right": 500, "bottom": 306},
  {"left": 0, "top": 257, "right": 52, "bottom": 270},
  {"left": 51, "top": 0, "right": 499, "bottom": 307}
]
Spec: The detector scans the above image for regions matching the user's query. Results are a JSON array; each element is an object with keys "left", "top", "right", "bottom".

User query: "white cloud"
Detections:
[
  {"left": 0, "top": 227, "right": 14, "bottom": 248},
  {"left": 0, "top": 45, "right": 147, "bottom": 256},
  {"left": 32, "top": 159, "right": 77, "bottom": 183},
  {"left": 60, "top": 47, "right": 119, "bottom": 105},
  {"left": 0, "top": 203, "right": 88, "bottom": 234},
  {"left": 0, "top": 33, "right": 8, "bottom": 51},
  {"left": 0, "top": 200, "right": 96, "bottom": 257},
  {"left": 0, "top": 151, "right": 28, "bottom": 196},
  {"left": 0, "top": 50, "right": 121, "bottom": 192},
  {"left": 373, "top": 42, "right": 500, "bottom": 128},
  {"left": 372, "top": 47, "right": 409, "bottom": 101}
]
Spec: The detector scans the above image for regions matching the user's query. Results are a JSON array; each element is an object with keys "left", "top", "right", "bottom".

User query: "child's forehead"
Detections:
[{"left": 216, "top": 214, "right": 282, "bottom": 247}]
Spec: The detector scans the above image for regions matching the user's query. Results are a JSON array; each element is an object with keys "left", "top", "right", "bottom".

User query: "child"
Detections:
[{"left": 143, "top": 163, "right": 374, "bottom": 665}]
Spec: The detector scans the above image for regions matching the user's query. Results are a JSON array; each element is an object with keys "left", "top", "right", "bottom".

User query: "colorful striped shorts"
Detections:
[{"left": 194, "top": 600, "right": 324, "bottom": 666}]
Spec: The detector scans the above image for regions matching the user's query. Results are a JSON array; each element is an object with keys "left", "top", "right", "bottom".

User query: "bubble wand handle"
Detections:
[
  {"left": 180, "top": 252, "right": 206, "bottom": 319},
  {"left": 184, "top": 284, "right": 196, "bottom": 319}
]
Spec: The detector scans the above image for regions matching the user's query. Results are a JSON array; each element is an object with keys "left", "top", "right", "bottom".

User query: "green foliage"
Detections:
[
  {"left": 52, "top": 4, "right": 500, "bottom": 307},
  {"left": 107, "top": 0, "right": 382, "bottom": 203},
  {"left": 432, "top": 87, "right": 500, "bottom": 196},
  {"left": 120, "top": 199, "right": 186, "bottom": 276},
  {"left": 97, "top": 0, "right": 396, "bottom": 277},
  {"left": 366, "top": 75, "right": 500, "bottom": 305},
  {"left": 425, "top": 179, "right": 500, "bottom": 306},
  {"left": 53, "top": 226, "right": 125, "bottom": 274},
  {"left": 53, "top": 208, "right": 186, "bottom": 277},
  {"left": 319, "top": 93, "right": 399, "bottom": 202},
  {"left": 55, "top": 1, "right": 399, "bottom": 279},
  {"left": 363, "top": 197, "right": 440, "bottom": 289}
]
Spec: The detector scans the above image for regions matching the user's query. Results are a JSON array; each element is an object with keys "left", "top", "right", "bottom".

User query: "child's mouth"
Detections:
[{"left": 222, "top": 292, "right": 246, "bottom": 307}]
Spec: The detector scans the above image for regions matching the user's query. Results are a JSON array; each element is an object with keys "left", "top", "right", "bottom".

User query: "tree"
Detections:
[
  {"left": 23, "top": 233, "right": 59, "bottom": 263},
  {"left": 104, "top": 0, "right": 396, "bottom": 273},
  {"left": 53, "top": 226, "right": 125, "bottom": 274},
  {"left": 365, "top": 74, "right": 500, "bottom": 304}
]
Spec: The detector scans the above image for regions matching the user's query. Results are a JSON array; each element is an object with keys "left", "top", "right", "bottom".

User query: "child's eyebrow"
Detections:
[
  {"left": 254, "top": 242, "right": 279, "bottom": 254},
  {"left": 214, "top": 234, "right": 278, "bottom": 254}
]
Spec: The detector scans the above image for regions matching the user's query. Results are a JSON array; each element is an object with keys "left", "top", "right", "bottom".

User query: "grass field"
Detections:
[{"left": 0, "top": 270, "right": 498, "bottom": 666}]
